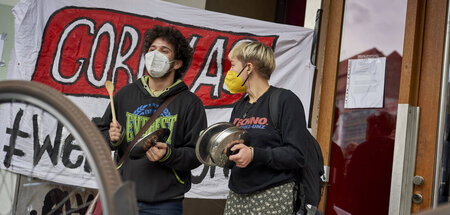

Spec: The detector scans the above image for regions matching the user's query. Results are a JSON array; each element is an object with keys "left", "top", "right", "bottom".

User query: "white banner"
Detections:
[{"left": 2, "top": 0, "right": 314, "bottom": 199}]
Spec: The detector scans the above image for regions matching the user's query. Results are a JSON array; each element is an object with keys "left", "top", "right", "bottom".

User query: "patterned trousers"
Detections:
[{"left": 224, "top": 182, "right": 296, "bottom": 215}]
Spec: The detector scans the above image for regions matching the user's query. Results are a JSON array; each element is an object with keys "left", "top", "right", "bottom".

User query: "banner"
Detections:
[{"left": 2, "top": 0, "right": 314, "bottom": 199}]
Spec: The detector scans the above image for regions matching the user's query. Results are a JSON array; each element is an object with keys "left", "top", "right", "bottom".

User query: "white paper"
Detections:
[{"left": 344, "top": 57, "right": 386, "bottom": 108}]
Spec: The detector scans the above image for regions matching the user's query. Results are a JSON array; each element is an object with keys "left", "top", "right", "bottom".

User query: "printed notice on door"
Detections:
[{"left": 344, "top": 57, "right": 386, "bottom": 109}]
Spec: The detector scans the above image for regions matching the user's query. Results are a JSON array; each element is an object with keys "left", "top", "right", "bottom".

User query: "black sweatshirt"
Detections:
[
  {"left": 97, "top": 77, "right": 206, "bottom": 203},
  {"left": 228, "top": 86, "right": 307, "bottom": 194}
]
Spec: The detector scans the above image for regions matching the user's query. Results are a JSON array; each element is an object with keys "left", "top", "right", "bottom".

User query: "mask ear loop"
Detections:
[
  {"left": 237, "top": 64, "right": 248, "bottom": 77},
  {"left": 238, "top": 64, "right": 250, "bottom": 86}
]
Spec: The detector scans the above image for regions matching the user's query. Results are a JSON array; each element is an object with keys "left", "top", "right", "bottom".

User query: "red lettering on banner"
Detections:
[{"left": 32, "top": 7, "right": 278, "bottom": 108}]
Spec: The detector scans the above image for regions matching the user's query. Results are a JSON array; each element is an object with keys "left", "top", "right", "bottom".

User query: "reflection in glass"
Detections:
[
  {"left": 325, "top": 0, "right": 407, "bottom": 214},
  {"left": 438, "top": 65, "right": 450, "bottom": 204}
]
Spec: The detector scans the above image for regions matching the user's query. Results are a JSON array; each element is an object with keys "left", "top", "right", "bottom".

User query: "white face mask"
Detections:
[{"left": 145, "top": 50, "right": 173, "bottom": 78}]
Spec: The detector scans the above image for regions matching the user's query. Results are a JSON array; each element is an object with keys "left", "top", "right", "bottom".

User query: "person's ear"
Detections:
[
  {"left": 247, "top": 63, "right": 254, "bottom": 75},
  {"left": 173, "top": 60, "right": 182, "bottom": 70}
]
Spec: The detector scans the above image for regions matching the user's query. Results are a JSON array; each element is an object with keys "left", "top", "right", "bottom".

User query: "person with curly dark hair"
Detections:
[
  {"left": 97, "top": 25, "right": 207, "bottom": 215},
  {"left": 141, "top": 25, "right": 193, "bottom": 81}
]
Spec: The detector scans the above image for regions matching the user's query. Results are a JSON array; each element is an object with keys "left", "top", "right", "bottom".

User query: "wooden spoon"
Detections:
[{"left": 105, "top": 80, "right": 117, "bottom": 123}]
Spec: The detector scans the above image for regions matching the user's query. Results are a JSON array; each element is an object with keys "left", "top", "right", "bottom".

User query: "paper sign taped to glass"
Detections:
[{"left": 344, "top": 57, "right": 386, "bottom": 109}]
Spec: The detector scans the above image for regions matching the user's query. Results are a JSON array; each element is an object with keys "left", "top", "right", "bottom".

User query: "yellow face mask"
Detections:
[{"left": 224, "top": 65, "right": 249, "bottom": 94}]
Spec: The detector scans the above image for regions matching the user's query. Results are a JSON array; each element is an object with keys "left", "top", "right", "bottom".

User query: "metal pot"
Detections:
[{"left": 195, "top": 122, "right": 249, "bottom": 167}]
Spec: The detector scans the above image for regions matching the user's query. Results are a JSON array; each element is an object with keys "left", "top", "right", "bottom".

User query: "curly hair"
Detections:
[{"left": 141, "top": 25, "right": 193, "bottom": 80}]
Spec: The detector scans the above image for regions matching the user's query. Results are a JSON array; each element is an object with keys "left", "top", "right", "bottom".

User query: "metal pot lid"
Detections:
[
  {"left": 195, "top": 122, "right": 248, "bottom": 167},
  {"left": 129, "top": 128, "right": 171, "bottom": 159}
]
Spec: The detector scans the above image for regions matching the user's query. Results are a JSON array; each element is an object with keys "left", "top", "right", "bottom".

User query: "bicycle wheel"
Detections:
[{"left": 0, "top": 80, "right": 122, "bottom": 214}]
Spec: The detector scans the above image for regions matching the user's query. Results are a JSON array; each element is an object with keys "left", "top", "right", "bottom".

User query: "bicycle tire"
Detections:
[{"left": 0, "top": 80, "right": 122, "bottom": 215}]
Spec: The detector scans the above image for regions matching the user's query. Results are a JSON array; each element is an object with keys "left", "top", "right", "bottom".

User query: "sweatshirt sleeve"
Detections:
[
  {"left": 252, "top": 90, "right": 307, "bottom": 170},
  {"left": 95, "top": 94, "right": 124, "bottom": 150},
  {"left": 159, "top": 97, "right": 206, "bottom": 170}
]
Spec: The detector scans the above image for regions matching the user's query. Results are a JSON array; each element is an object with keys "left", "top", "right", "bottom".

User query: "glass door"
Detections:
[{"left": 325, "top": 0, "right": 407, "bottom": 214}]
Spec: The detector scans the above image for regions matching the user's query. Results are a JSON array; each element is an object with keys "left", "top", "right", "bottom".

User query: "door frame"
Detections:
[
  {"left": 312, "top": 0, "right": 449, "bottom": 213},
  {"left": 405, "top": 0, "right": 448, "bottom": 213},
  {"left": 310, "top": 0, "right": 344, "bottom": 212}
]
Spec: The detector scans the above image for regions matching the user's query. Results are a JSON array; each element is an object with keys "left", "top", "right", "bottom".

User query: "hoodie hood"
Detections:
[{"left": 137, "top": 76, "right": 189, "bottom": 100}]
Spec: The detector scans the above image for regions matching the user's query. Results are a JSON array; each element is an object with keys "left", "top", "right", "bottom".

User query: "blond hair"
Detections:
[{"left": 228, "top": 41, "right": 275, "bottom": 80}]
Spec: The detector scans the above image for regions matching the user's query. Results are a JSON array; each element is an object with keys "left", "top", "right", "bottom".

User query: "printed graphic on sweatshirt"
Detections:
[
  {"left": 126, "top": 104, "right": 177, "bottom": 143},
  {"left": 132, "top": 103, "right": 172, "bottom": 117},
  {"left": 232, "top": 117, "right": 268, "bottom": 130}
]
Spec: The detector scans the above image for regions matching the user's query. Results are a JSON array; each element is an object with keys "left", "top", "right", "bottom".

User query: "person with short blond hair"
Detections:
[
  {"left": 223, "top": 41, "right": 308, "bottom": 214},
  {"left": 228, "top": 41, "right": 276, "bottom": 80}
]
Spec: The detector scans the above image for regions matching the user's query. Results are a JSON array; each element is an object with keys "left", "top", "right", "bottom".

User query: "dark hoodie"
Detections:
[
  {"left": 228, "top": 86, "right": 307, "bottom": 194},
  {"left": 97, "top": 76, "right": 206, "bottom": 203}
]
